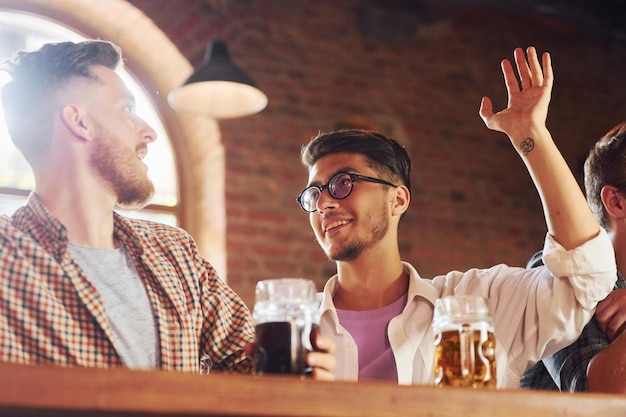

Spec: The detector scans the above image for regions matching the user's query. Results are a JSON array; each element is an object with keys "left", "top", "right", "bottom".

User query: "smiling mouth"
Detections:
[
  {"left": 136, "top": 148, "right": 147, "bottom": 160},
  {"left": 325, "top": 219, "right": 349, "bottom": 233}
]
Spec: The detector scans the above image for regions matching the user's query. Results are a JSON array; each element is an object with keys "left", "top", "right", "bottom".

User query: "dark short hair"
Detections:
[
  {"left": 1, "top": 40, "right": 122, "bottom": 162},
  {"left": 584, "top": 121, "right": 626, "bottom": 229},
  {"left": 300, "top": 129, "right": 412, "bottom": 194}
]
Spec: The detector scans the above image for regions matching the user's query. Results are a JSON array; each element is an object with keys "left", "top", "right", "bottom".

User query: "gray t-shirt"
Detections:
[{"left": 68, "top": 242, "right": 159, "bottom": 368}]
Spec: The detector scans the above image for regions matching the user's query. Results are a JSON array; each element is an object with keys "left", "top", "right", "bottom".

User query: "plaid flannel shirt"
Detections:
[{"left": 0, "top": 194, "right": 254, "bottom": 373}]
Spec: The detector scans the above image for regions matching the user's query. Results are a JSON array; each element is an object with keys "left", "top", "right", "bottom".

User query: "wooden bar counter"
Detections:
[{"left": 1, "top": 361, "right": 625, "bottom": 417}]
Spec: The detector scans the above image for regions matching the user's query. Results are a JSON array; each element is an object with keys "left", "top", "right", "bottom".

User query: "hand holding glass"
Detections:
[{"left": 252, "top": 278, "right": 319, "bottom": 376}]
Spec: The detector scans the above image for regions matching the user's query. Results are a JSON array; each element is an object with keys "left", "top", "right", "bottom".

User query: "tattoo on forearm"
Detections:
[{"left": 520, "top": 138, "right": 534, "bottom": 156}]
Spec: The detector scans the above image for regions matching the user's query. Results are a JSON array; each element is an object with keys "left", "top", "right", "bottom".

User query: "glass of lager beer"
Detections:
[
  {"left": 252, "top": 278, "right": 319, "bottom": 376},
  {"left": 432, "top": 295, "right": 497, "bottom": 388}
]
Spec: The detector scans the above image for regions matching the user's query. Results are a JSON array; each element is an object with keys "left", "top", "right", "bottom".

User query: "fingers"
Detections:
[
  {"left": 514, "top": 47, "right": 532, "bottom": 89},
  {"left": 478, "top": 96, "right": 493, "bottom": 122},
  {"left": 478, "top": 96, "right": 500, "bottom": 132},
  {"left": 511, "top": 46, "right": 551, "bottom": 90},
  {"left": 525, "top": 46, "right": 545, "bottom": 87},
  {"left": 541, "top": 51, "right": 554, "bottom": 89},
  {"left": 313, "top": 332, "right": 336, "bottom": 354},
  {"left": 501, "top": 58, "right": 519, "bottom": 96},
  {"left": 244, "top": 341, "right": 257, "bottom": 358},
  {"left": 479, "top": 45, "right": 551, "bottom": 136},
  {"left": 603, "top": 316, "right": 621, "bottom": 341},
  {"left": 307, "top": 350, "right": 336, "bottom": 380},
  {"left": 596, "top": 290, "right": 626, "bottom": 341},
  {"left": 595, "top": 296, "right": 613, "bottom": 336},
  {"left": 309, "top": 367, "right": 335, "bottom": 381},
  {"left": 616, "top": 320, "right": 626, "bottom": 341},
  {"left": 599, "top": 314, "right": 616, "bottom": 340},
  {"left": 596, "top": 290, "right": 622, "bottom": 318},
  {"left": 307, "top": 333, "right": 336, "bottom": 380}
]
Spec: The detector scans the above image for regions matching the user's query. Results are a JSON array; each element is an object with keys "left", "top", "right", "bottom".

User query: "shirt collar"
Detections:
[
  {"left": 402, "top": 261, "right": 440, "bottom": 306},
  {"left": 13, "top": 193, "right": 69, "bottom": 262},
  {"left": 13, "top": 192, "right": 143, "bottom": 261},
  {"left": 319, "top": 261, "right": 440, "bottom": 324}
]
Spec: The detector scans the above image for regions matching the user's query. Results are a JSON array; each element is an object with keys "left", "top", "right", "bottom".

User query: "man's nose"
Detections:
[
  {"left": 140, "top": 118, "right": 157, "bottom": 143},
  {"left": 316, "top": 188, "right": 337, "bottom": 213}
]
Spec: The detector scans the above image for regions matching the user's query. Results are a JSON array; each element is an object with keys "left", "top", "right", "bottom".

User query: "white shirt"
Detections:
[{"left": 318, "top": 230, "right": 616, "bottom": 388}]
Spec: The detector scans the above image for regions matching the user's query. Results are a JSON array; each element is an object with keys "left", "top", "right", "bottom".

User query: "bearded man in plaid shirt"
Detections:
[{"left": 0, "top": 40, "right": 335, "bottom": 378}]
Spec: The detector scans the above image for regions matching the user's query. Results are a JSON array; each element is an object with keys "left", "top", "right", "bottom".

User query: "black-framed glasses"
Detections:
[{"left": 296, "top": 171, "right": 398, "bottom": 212}]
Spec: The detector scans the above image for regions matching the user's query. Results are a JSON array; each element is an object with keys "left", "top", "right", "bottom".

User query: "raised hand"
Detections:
[
  {"left": 478, "top": 46, "right": 600, "bottom": 250},
  {"left": 479, "top": 46, "right": 553, "bottom": 149}
]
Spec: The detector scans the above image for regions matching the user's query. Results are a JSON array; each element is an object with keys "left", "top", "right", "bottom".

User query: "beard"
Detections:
[
  {"left": 323, "top": 204, "right": 389, "bottom": 262},
  {"left": 90, "top": 121, "right": 155, "bottom": 210}
]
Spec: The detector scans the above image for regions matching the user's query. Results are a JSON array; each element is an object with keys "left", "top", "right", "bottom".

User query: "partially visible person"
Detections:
[
  {"left": 522, "top": 122, "right": 626, "bottom": 393},
  {"left": 295, "top": 46, "right": 616, "bottom": 387},
  {"left": 0, "top": 40, "right": 335, "bottom": 379}
]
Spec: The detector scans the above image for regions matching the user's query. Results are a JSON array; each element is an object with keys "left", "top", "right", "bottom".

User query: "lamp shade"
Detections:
[{"left": 168, "top": 39, "right": 268, "bottom": 119}]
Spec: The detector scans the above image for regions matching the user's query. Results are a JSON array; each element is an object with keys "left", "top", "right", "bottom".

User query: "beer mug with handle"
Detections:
[
  {"left": 252, "top": 278, "right": 319, "bottom": 376},
  {"left": 432, "top": 295, "right": 497, "bottom": 388}
]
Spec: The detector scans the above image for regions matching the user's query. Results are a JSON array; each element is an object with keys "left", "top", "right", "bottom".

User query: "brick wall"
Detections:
[{"left": 129, "top": 0, "right": 626, "bottom": 307}]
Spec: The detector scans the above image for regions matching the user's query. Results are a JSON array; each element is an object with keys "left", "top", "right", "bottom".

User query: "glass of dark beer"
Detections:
[
  {"left": 252, "top": 278, "right": 319, "bottom": 376},
  {"left": 432, "top": 295, "right": 497, "bottom": 388}
]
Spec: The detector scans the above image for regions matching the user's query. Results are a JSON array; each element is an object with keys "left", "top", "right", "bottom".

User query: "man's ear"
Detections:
[
  {"left": 60, "top": 104, "right": 92, "bottom": 142},
  {"left": 601, "top": 185, "right": 626, "bottom": 220},
  {"left": 391, "top": 185, "right": 411, "bottom": 217}
]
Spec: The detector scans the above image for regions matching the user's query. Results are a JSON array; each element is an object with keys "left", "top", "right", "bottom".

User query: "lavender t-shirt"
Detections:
[{"left": 336, "top": 294, "right": 407, "bottom": 381}]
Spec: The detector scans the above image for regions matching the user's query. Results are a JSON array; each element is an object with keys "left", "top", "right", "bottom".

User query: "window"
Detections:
[{"left": 0, "top": 11, "right": 178, "bottom": 224}]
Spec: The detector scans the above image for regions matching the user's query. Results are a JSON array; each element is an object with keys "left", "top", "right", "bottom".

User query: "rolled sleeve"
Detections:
[{"left": 543, "top": 229, "right": 616, "bottom": 310}]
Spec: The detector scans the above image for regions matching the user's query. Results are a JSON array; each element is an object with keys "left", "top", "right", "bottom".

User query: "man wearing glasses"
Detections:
[{"left": 295, "top": 46, "right": 617, "bottom": 388}]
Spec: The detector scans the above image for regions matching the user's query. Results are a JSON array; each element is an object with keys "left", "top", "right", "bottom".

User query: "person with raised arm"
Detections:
[{"left": 295, "top": 46, "right": 616, "bottom": 387}]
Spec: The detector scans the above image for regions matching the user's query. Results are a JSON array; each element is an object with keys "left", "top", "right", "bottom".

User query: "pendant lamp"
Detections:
[{"left": 168, "top": 39, "right": 268, "bottom": 119}]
